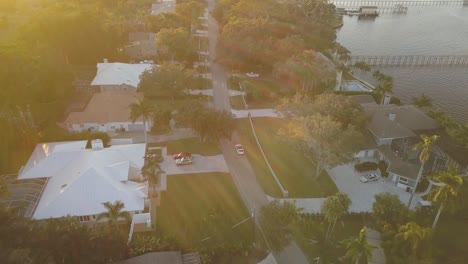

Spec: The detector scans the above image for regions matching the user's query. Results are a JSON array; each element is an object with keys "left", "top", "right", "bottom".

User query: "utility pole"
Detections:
[{"left": 252, "top": 207, "right": 256, "bottom": 249}]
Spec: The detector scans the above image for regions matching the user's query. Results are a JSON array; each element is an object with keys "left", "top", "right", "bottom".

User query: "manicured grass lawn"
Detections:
[
  {"left": 147, "top": 138, "right": 221, "bottom": 156},
  {"left": 235, "top": 118, "right": 338, "bottom": 198},
  {"left": 156, "top": 173, "right": 253, "bottom": 250}
]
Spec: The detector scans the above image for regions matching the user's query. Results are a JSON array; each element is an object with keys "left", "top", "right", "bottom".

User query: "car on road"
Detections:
[
  {"left": 360, "top": 173, "right": 379, "bottom": 183},
  {"left": 173, "top": 152, "right": 192, "bottom": 160},
  {"left": 235, "top": 144, "right": 244, "bottom": 155},
  {"left": 246, "top": 72, "right": 260, "bottom": 78},
  {"left": 175, "top": 157, "right": 193, "bottom": 166}
]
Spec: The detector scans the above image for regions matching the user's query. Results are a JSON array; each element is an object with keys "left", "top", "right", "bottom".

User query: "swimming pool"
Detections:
[{"left": 346, "top": 81, "right": 369, "bottom": 92}]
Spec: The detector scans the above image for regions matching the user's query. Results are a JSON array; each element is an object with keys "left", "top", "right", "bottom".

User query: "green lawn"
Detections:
[
  {"left": 235, "top": 118, "right": 338, "bottom": 198},
  {"left": 156, "top": 173, "right": 253, "bottom": 250},
  {"left": 147, "top": 138, "right": 221, "bottom": 156}
]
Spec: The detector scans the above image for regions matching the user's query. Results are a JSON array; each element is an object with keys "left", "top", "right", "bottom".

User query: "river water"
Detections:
[{"left": 336, "top": 3, "right": 468, "bottom": 122}]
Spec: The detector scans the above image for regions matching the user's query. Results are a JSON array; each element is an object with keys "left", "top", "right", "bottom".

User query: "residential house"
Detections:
[
  {"left": 91, "top": 62, "right": 153, "bottom": 92},
  {"left": 16, "top": 140, "right": 149, "bottom": 224},
  {"left": 151, "top": 0, "right": 176, "bottom": 15},
  {"left": 354, "top": 102, "right": 450, "bottom": 191},
  {"left": 125, "top": 32, "right": 158, "bottom": 60},
  {"left": 63, "top": 92, "right": 153, "bottom": 133}
]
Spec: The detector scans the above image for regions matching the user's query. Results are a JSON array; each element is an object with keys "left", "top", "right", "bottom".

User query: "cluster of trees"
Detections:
[
  {"left": 175, "top": 101, "right": 235, "bottom": 143},
  {"left": 215, "top": 0, "right": 340, "bottom": 93},
  {"left": 428, "top": 109, "right": 468, "bottom": 147},
  {"left": 0, "top": 201, "right": 131, "bottom": 264},
  {"left": 0, "top": 0, "right": 157, "bottom": 174},
  {"left": 277, "top": 93, "right": 366, "bottom": 179}
]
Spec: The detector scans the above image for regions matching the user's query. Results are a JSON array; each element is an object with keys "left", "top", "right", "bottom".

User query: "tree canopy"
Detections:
[{"left": 140, "top": 63, "right": 196, "bottom": 98}]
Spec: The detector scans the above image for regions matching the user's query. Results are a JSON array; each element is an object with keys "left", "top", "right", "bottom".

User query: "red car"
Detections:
[{"left": 173, "top": 152, "right": 192, "bottom": 160}]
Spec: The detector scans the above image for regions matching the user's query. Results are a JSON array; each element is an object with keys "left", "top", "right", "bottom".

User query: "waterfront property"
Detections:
[
  {"left": 351, "top": 99, "right": 467, "bottom": 191},
  {"left": 63, "top": 92, "right": 153, "bottom": 133},
  {"left": 12, "top": 140, "right": 149, "bottom": 223}
]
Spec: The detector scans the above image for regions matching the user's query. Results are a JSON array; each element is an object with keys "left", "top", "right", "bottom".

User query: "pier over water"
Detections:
[
  {"left": 349, "top": 55, "right": 468, "bottom": 67},
  {"left": 331, "top": 0, "right": 468, "bottom": 7}
]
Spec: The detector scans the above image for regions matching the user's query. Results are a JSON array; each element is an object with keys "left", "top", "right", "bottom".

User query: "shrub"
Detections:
[
  {"left": 354, "top": 161, "right": 378, "bottom": 172},
  {"left": 378, "top": 161, "right": 389, "bottom": 177}
]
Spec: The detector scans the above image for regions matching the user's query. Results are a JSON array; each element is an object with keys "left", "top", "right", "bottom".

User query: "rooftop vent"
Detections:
[{"left": 388, "top": 112, "right": 396, "bottom": 121}]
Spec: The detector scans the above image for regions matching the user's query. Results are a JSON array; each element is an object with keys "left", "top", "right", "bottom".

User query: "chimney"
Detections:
[
  {"left": 103, "top": 58, "right": 108, "bottom": 63},
  {"left": 91, "top": 139, "right": 104, "bottom": 150},
  {"left": 383, "top": 93, "right": 391, "bottom": 105},
  {"left": 388, "top": 112, "right": 396, "bottom": 121}
]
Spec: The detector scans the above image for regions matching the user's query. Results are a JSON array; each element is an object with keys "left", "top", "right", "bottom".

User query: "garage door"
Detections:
[{"left": 128, "top": 123, "right": 145, "bottom": 131}]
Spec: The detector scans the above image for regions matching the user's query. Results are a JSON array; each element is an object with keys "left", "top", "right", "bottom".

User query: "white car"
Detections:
[
  {"left": 235, "top": 144, "right": 245, "bottom": 155},
  {"left": 360, "top": 173, "right": 379, "bottom": 183},
  {"left": 175, "top": 157, "right": 193, "bottom": 166},
  {"left": 246, "top": 72, "right": 260, "bottom": 78}
]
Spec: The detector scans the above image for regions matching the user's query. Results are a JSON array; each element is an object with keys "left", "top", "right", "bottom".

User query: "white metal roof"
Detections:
[
  {"left": 91, "top": 63, "right": 153, "bottom": 88},
  {"left": 18, "top": 141, "right": 147, "bottom": 219}
]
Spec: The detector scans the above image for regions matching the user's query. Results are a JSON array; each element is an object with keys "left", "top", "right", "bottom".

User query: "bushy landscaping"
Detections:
[
  {"left": 235, "top": 117, "right": 338, "bottom": 198},
  {"left": 229, "top": 77, "right": 289, "bottom": 110},
  {"left": 354, "top": 161, "right": 378, "bottom": 172}
]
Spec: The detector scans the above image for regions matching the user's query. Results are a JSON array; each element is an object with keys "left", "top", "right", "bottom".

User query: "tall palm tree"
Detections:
[
  {"left": 142, "top": 151, "right": 164, "bottom": 195},
  {"left": 343, "top": 227, "right": 376, "bottom": 264},
  {"left": 130, "top": 98, "right": 153, "bottom": 143},
  {"left": 321, "top": 192, "right": 351, "bottom": 241},
  {"left": 96, "top": 201, "right": 131, "bottom": 232},
  {"left": 407, "top": 134, "right": 439, "bottom": 208},
  {"left": 429, "top": 167, "right": 463, "bottom": 229},
  {"left": 396, "top": 222, "right": 431, "bottom": 260}
]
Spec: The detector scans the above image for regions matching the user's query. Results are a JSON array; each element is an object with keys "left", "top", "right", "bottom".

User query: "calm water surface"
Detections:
[{"left": 337, "top": 3, "right": 468, "bottom": 122}]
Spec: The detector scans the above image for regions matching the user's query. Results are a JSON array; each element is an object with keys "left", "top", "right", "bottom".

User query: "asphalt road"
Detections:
[{"left": 205, "top": 1, "right": 310, "bottom": 263}]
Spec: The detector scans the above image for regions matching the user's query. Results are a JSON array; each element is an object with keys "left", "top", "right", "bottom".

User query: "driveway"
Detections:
[
  {"left": 161, "top": 154, "right": 229, "bottom": 175},
  {"left": 327, "top": 163, "right": 419, "bottom": 212}
]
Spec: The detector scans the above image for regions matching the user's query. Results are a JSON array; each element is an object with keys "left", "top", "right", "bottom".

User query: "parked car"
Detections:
[
  {"left": 175, "top": 157, "right": 193, "bottom": 166},
  {"left": 173, "top": 152, "right": 192, "bottom": 160},
  {"left": 246, "top": 72, "right": 260, "bottom": 78},
  {"left": 360, "top": 173, "right": 379, "bottom": 183},
  {"left": 235, "top": 144, "right": 244, "bottom": 155}
]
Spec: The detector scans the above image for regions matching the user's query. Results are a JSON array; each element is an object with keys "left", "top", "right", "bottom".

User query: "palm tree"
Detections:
[
  {"left": 96, "top": 201, "right": 131, "bottom": 233},
  {"left": 428, "top": 167, "right": 463, "bottom": 229},
  {"left": 142, "top": 151, "right": 164, "bottom": 195},
  {"left": 321, "top": 192, "right": 351, "bottom": 241},
  {"left": 396, "top": 222, "right": 431, "bottom": 261},
  {"left": 130, "top": 98, "right": 153, "bottom": 143},
  {"left": 412, "top": 93, "right": 433, "bottom": 109},
  {"left": 343, "top": 227, "right": 376, "bottom": 264},
  {"left": 372, "top": 71, "right": 393, "bottom": 105},
  {"left": 407, "top": 134, "right": 439, "bottom": 208}
]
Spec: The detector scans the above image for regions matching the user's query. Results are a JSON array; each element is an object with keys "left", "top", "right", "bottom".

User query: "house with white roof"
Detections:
[
  {"left": 63, "top": 92, "right": 153, "bottom": 133},
  {"left": 151, "top": 0, "right": 176, "bottom": 15},
  {"left": 17, "top": 140, "right": 149, "bottom": 223},
  {"left": 91, "top": 62, "right": 153, "bottom": 92}
]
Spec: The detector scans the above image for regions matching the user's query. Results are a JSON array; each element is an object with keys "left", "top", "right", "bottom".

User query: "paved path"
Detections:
[
  {"left": 267, "top": 196, "right": 325, "bottom": 214},
  {"left": 231, "top": 109, "right": 281, "bottom": 118},
  {"left": 161, "top": 154, "right": 229, "bottom": 175},
  {"left": 111, "top": 128, "right": 197, "bottom": 144},
  {"left": 367, "top": 229, "right": 386, "bottom": 264},
  {"left": 206, "top": 0, "right": 309, "bottom": 262},
  {"left": 187, "top": 89, "right": 244, "bottom": 97}
]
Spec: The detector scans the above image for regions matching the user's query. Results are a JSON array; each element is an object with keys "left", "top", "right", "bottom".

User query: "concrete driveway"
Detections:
[
  {"left": 327, "top": 163, "right": 417, "bottom": 212},
  {"left": 161, "top": 154, "right": 229, "bottom": 175}
]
